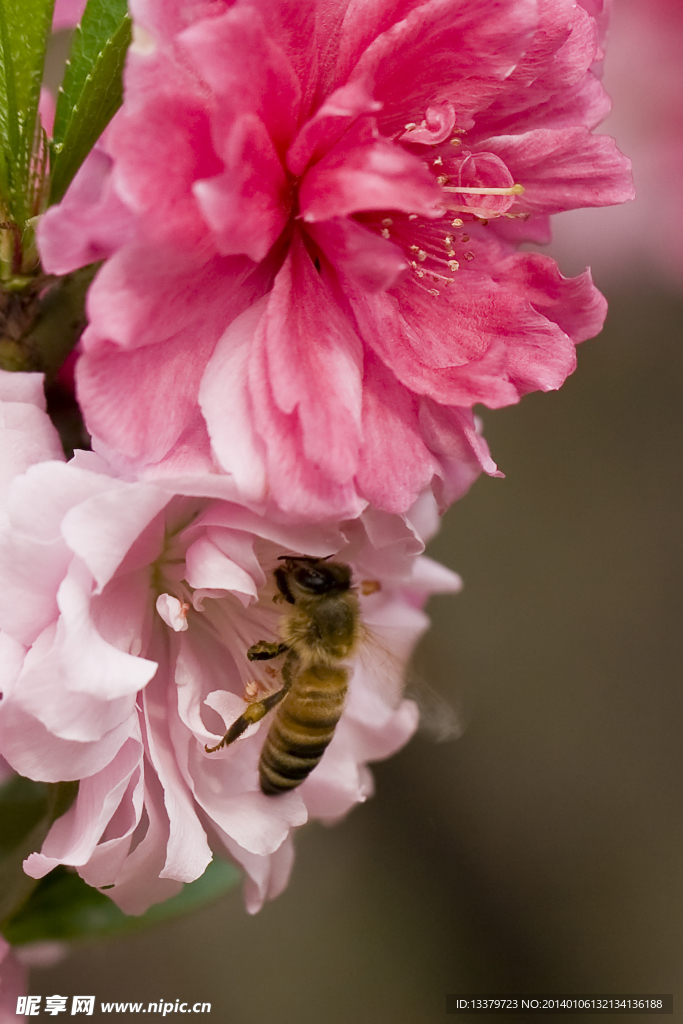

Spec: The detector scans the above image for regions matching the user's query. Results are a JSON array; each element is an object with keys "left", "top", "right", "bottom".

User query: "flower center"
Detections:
[{"left": 364, "top": 126, "right": 528, "bottom": 298}]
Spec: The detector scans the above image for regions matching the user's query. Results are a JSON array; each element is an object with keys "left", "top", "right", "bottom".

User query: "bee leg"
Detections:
[
  {"left": 204, "top": 652, "right": 300, "bottom": 754},
  {"left": 247, "top": 640, "right": 289, "bottom": 661}
]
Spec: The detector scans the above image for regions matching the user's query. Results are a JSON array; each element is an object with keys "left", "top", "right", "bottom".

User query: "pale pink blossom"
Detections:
[
  {"left": 549, "top": 0, "right": 683, "bottom": 287},
  {"left": 0, "top": 938, "right": 26, "bottom": 1024},
  {"left": 52, "top": 0, "right": 87, "bottom": 30},
  {"left": 0, "top": 371, "right": 65, "bottom": 508},
  {"left": 0, "top": 407, "right": 459, "bottom": 913},
  {"left": 39, "top": 0, "right": 633, "bottom": 521}
]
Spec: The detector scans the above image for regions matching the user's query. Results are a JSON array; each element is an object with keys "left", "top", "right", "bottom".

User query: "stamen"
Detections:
[
  {"left": 446, "top": 203, "right": 508, "bottom": 219},
  {"left": 442, "top": 183, "right": 524, "bottom": 196},
  {"left": 381, "top": 228, "right": 390, "bottom": 239},
  {"left": 451, "top": 218, "right": 463, "bottom": 227},
  {"left": 361, "top": 579, "right": 382, "bottom": 595}
]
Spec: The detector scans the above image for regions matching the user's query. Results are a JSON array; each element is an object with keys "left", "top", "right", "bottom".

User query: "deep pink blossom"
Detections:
[
  {"left": 550, "top": 0, "right": 683, "bottom": 287},
  {"left": 39, "top": 0, "right": 633, "bottom": 520},
  {"left": 0, "top": 376, "right": 459, "bottom": 913},
  {"left": 52, "top": 0, "right": 87, "bottom": 30}
]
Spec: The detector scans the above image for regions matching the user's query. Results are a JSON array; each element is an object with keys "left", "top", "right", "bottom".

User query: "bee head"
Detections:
[{"left": 275, "top": 556, "right": 352, "bottom": 604}]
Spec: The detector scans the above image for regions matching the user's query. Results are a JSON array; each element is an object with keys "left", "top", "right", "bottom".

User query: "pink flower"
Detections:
[
  {"left": 0, "top": 401, "right": 459, "bottom": 913},
  {"left": 0, "top": 938, "right": 26, "bottom": 1024},
  {"left": 0, "top": 372, "right": 65, "bottom": 502},
  {"left": 52, "top": 0, "right": 87, "bottom": 30},
  {"left": 39, "top": 0, "right": 633, "bottom": 520},
  {"left": 549, "top": 0, "right": 683, "bottom": 288}
]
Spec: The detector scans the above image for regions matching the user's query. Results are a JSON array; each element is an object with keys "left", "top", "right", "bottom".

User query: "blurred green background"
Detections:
[{"left": 29, "top": 283, "right": 683, "bottom": 1020}]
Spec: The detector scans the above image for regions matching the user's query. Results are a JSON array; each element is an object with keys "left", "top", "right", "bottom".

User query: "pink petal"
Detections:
[
  {"left": 61, "top": 482, "right": 169, "bottom": 593},
  {"left": 299, "top": 117, "right": 444, "bottom": 222},
  {"left": 179, "top": 4, "right": 301, "bottom": 154},
  {"left": 490, "top": 251, "right": 607, "bottom": 345},
  {"left": 484, "top": 127, "right": 635, "bottom": 215},
  {"left": 38, "top": 149, "right": 134, "bottom": 275},
  {"left": 193, "top": 114, "right": 288, "bottom": 261},
  {"left": 355, "top": 353, "right": 438, "bottom": 514},
  {"left": 0, "top": 699, "right": 134, "bottom": 782},
  {"left": 345, "top": 0, "right": 537, "bottom": 136},
  {"left": 287, "top": 80, "right": 382, "bottom": 176},
  {"left": 142, "top": 663, "right": 213, "bottom": 884},
  {"left": 199, "top": 300, "right": 269, "bottom": 505},
  {"left": 52, "top": 0, "right": 86, "bottom": 29},
  {"left": 0, "top": 938, "right": 27, "bottom": 1020},
  {"left": 184, "top": 535, "right": 259, "bottom": 602},
  {"left": 307, "top": 217, "right": 407, "bottom": 292},
  {"left": 23, "top": 737, "right": 142, "bottom": 876}
]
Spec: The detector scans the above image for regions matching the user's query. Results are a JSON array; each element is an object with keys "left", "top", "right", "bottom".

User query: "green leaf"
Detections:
[
  {"left": 0, "top": 776, "right": 78, "bottom": 926},
  {"left": 2, "top": 859, "right": 241, "bottom": 946},
  {"left": 0, "top": 0, "right": 55, "bottom": 221},
  {"left": 50, "top": 0, "right": 131, "bottom": 205}
]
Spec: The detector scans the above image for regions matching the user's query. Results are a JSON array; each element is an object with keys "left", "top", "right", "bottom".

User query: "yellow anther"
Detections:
[
  {"left": 433, "top": 156, "right": 443, "bottom": 167},
  {"left": 417, "top": 250, "right": 427, "bottom": 262},
  {"left": 381, "top": 218, "right": 393, "bottom": 227},
  {"left": 448, "top": 260, "right": 460, "bottom": 271},
  {"left": 451, "top": 218, "right": 463, "bottom": 227},
  {"left": 381, "top": 228, "right": 390, "bottom": 239}
]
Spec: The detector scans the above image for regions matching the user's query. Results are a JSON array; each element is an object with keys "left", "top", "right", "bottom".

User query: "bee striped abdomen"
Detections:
[{"left": 259, "top": 664, "right": 349, "bottom": 795}]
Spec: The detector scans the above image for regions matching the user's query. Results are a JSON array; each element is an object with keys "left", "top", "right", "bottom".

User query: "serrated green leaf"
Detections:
[
  {"left": 50, "top": 0, "right": 131, "bottom": 205},
  {"left": 0, "top": 0, "right": 55, "bottom": 221},
  {"left": 2, "top": 859, "right": 241, "bottom": 946}
]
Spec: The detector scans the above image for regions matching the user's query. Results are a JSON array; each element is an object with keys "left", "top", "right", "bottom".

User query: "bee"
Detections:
[{"left": 205, "top": 555, "right": 362, "bottom": 796}]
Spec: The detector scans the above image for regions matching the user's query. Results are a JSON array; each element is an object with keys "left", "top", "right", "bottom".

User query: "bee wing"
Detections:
[
  {"left": 357, "top": 602, "right": 467, "bottom": 741},
  {"left": 404, "top": 673, "right": 468, "bottom": 743},
  {"left": 353, "top": 631, "right": 402, "bottom": 708}
]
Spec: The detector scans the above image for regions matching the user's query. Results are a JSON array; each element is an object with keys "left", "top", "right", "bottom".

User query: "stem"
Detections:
[{"left": 21, "top": 263, "right": 99, "bottom": 382}]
